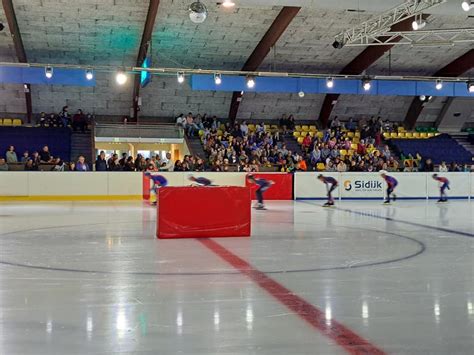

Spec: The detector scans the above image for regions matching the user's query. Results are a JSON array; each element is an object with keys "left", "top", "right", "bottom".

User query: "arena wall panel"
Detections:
[
  {"left": 108, "top": 172, "right": 142, "bottom": 196},
  {"left": 427, "top": 172, "right": 470, "bottom": 199},
  {"left": 0, "top": 172, "right": 29, "bottom": 196},
  {"left": 294, "top": 172, "right": 340, "bottom": 200},
  {"left": 245, "top": 173, "right": 293, "bottom": 200},
  {"left": 29, "top": 172, "right": 108, "bottom": 196}
]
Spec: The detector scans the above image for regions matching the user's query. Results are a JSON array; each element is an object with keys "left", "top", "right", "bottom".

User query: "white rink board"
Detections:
[
  {"left": 108, "top": 172, "right": 142, "bottom": 195},
  {"left": 29, "top": 172, "right": 108, "bottom": 196},
  {"left": 295, "top": 172, "right": 473, "bottom": 200},
  {"left": 0, "top": 172, "right": 29, "bottom": 196},
  {"left": 294, "top": 172, "right": 340, "bottom": 199}
]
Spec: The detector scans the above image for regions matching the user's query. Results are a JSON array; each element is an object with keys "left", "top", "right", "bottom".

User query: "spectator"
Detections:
[
  {"left": 72, "top": 109, "right": 87, "bottom": 132},
  {"left": 24, "top": 158, "right": 38, "bottom": 171},
  {"left": 108, "top": 154, "right": 121, "bottom": 171},
  {"left": 95, "top": 151, "right": 108, "bottom": 171},
  {"left": 438, "top": 161, "right": 448, "bottom": 172},
  {"left": 39, "top": 146, "right": 53, "bottom": 163},
  {"left": 52, "top": 159, "right": 66, "bottom": 172},
  {"left": 302, "top": 133, "right": 312, "bottom": 151},
  {"left": 450, "top": 162, "right": 462, "bottom": 172},
  {"left": 240, "top": 121, "right": 249, "bottom": 136},
  {"left": 124, "top": 156, "right": 135, "bottom": 171},
  {"left": 287, "top": 114, "right": 296, "bottom": 131},
  {"left": 5, "top": 145, "right": 18, "bottom": 163},
  {"left": 0, "top": 157, "right": 9, "bottom": 171},
  {"left": 194, "top": 114, "right": 204, "bottom": 130},
  {"left": 175, "top": 113, "right": 185, "bottom": 127},
  {"left": 37, "top": 112, "right": 47, "bottom": 127},
  {"left": 422, "top": 158, "right": 434, "bottom": 172},
  {"left": 185, "top": 113, "right": 197, "bottom": 136},
  {"left": 21, "top": 151, "right": 29, "bottom": 163},
  {"left": 118, "top": 153, "right": 127, "bottom": 167},
  {"left": 345, "top": 117, "right": 356, "bottom": 131},
  {"left": 75, "top": 156, "right": 89, "bottom": 171},
  {"left": 59, "top": 105, "right": 70, "bottom": 127},
  {"left": 161, "top": 152, "right": 174, "bottom": 171}
]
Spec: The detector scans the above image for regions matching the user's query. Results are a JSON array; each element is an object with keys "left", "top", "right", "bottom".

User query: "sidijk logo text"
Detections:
[{"left": 345, "top": 180, "right": 382, "bottom": 191}]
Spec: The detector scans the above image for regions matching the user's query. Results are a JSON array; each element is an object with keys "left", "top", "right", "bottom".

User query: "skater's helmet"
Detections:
[{"left": 379, "top": 170, "right": 388, "bottom": 175}]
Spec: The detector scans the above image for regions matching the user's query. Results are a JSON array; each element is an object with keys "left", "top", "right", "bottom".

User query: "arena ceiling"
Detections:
[{"left": 0, "top": 0, "right": 473, "bottom": 125}]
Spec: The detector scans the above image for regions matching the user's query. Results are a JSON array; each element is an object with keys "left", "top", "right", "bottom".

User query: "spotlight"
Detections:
[
  {"left": 116, "top": 71, "right": 127, "bottom": 85},
  {"left": 177, "top": 72, "right": 185, "bottom": 84},
  {"left": 45, "top": 66, "right": 53, "bottom": 79},
  {"left": 412, "top": 16, "right": 426, "bottom": 31},
  {"left": 419, "top": 95, "right": 427, "bottom": 101},
  {"left": 214, "top": 73, "right": 222, "bottom": 85},
  {"left": 332, "top": 40, "right": 343, "bottom": 49},
  {"left": 362, "top": 78, "right": 371, "bottom": 91},
  {"left": 246, "top": 76, "right": 255, "bottom": 89},
  {"left": 222, "top": 0, "right": 235, "bottom": 7},
  {"left": 298, "top": 91, "right": 305, "bottom": 98},
  {"left": 435, "top": 79, "right": 443, "bottom": 90},
  {"left": 85, "top": 69, "right": 94, "bottom": 81},
  {"left": 189, "top": 0, "right": 208, "bottom": 23},
  {"left": 468, "top": 81, "right": 474, "bottom": 93},
  {"left": 326, "top": 77, "right": 334, "bottom": 88},
  {"left": 462, "top": 1, "right": 474, "bottom": 11}
]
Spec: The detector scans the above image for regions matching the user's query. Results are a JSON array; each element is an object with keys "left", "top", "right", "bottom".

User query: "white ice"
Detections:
[{"left": 0, "top": 200, "right": 473, "bottom": 354}]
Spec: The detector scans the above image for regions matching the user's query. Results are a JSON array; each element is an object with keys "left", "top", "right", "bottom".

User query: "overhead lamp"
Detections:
[
  {"left": 222, "top": 0, "right": 235, "bottom": 8},
  {"left": 462, "top": 1, "right": 474, "bottom": 11},
  {"left": 214, "top": 73, "right": 222, "bottom": 85},
  {"left": 332, "top": 40, "right": 344, "bottom": 49},
  {"left": 246, "top": 76, "right": 255, "bottom": 89},
  {"left": 468, "top": 81, "right": 474, "bottom": 93},
  {"left": 326, "top": 77, "right": 334, "bottom": 88},
  {"left": 189, "top": 0, "right": 208, "bottom": 23},
  {"left": 298, "top": 91, "right": 305, "bottom": 98},
  {"left": 116, "top": 71, "right": 127, "bottom": 85},
  {"left": 419, "top": 95, "right": 433, "bottom": 102},
  {"left": 435, "top": 79, "right": 443, "bottom": 90},
  {"left": 177, "top": 72, "right": 185, "bottom": 84},
  {"left": 85, "top": 69, "right": 94, "bottom": 80},
  {"left": 45, "top": 66, "right": 53, "bottom": 79},
  {"left": 362, "top": 78, "right": 371, "bottom": 91},
  {"left": 412, "top": 15, "right": 426, "bottom": 31}
]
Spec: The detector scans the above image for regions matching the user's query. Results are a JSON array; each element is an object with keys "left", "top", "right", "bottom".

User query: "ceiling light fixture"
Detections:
[
  {"left": 214, "top": 73, "right": 222, "bottom": 85},
  {"left": 45, "top": 66, "right": 53, "bottom": 79},
  {"left": 189, "top": 0, "right": 208, "bottom": 23},
  {"left": 177, "top": 72, "right": 185, "bottom": 84},
  {"left": 468, "top": 81, "right": 474, "bottom": 93},
  {"left": 85, "top": 69, "right": 94, "bottom": 80},
  {"left": 246, "top": 76, "right": 255, "bottom": 89},
  {"left": 412, "top": 15, "right": 426, "bottom": 31},
  {"left": 326, "top": 77, "right": 334, "bottom": 88},
  {"left": 222, "top": 0, "right": 235, "bottom": 8},
  {"left": 116, "top": 71, "right": 127, "bottom": 85},
  {"left": 362, "top": 78, "right": 371, "bottom": 91},
  {"left": 462, "top": 1, "right": 474, "bottom": 11},
  {"left": 435, "top": 79, "right": 443, "bottom": 90}
]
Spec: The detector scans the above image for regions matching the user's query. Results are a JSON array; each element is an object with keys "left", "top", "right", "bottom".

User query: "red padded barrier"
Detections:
[
  {"left": 157, "top": 186, "right": 251, "bottom": 239},
  {"left": 245, "top": 173, "right": 293, "bottom": 200},
  {"left": 142, "top": 173, "right": 151, "bottom": 201}
]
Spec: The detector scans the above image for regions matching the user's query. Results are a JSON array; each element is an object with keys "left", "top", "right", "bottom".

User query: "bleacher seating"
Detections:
[
  {"left": 390, "top": 134, "right": 472, "bottom": 164},
  {"left": 0, "top": 126, "right": 72, "bottom": 162}
]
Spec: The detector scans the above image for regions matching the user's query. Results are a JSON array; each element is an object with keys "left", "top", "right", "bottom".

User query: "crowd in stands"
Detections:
[
  {"left": 0, "top": 144, "right": 71, "bottom": 172},
  {"left": 36, "top": 106, "right": 92, "bottom": 132}
]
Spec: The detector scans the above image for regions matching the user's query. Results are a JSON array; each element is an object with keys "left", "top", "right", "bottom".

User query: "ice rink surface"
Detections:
[{"left": 0, "top": 200, "right": 473, "bottom": 354}]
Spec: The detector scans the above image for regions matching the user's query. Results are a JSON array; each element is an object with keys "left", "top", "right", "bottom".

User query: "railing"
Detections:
[{"left": 94, "top": 123, "right": 184, "bottom": 140}]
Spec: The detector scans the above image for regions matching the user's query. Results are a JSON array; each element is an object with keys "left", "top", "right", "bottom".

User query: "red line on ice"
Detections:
[{"left": 198, "top": 238, "right": 386, "bottom": 355}]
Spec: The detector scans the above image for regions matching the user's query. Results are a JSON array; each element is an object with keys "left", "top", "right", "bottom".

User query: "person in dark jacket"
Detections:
[{"left": 95, "top": 151, "right": 107, "bottom": 171}]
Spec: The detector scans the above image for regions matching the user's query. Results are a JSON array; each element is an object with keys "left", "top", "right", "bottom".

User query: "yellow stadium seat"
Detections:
[
  {"left": 420, "top": 132, "right": 428, "bottom": 138},
  {"left": 248, "top": 124, "right": 255, "bottom": 131},
  {"left": 353, "top": 137, "right": 360, "bottom": 144},
  {"left": 295, "top": 125, "right": 302, "bottom": 132},
  {"left": 413, "top": 132, "right": 420, "bottom": 138},
  {"left": 217, "top": 129, "right": 223, "bottom": 136},
  {"left": 347, "top": 132, "right": 355, "bottom": 138},
  {"left": 301, "top": 125, "right": 309, "bottom": 131},
  {"left": 0, "top": 119, "right": 3, "bottom": 125},
  {"left": 12, "top": 119, "right": 22, "bottom": 126},
  {"left": 354, "top": 131, "right": 361, "bottom": 138},
  {"left": 317, "top": 163, "right": 325, "bottom": 171},
  {"left": 390, "top": 132, "right": 398, "bottom": 138},
  {"left": 383, "top": 132, "right": 391, "bottom": 139},
  {"left": 316, "top": 132, "right": 324, "bottom": 139},
  {"left": 198, "top": 130, "right": 204, "bottom": 137},
  {"left": 398, "top": 132, "right": 406, "bottom": 138},
  {"left": 348, "top": 149, "right": 355, "bottom": 155},
  {"left": 351, "top": 143, "right": 358, "bottom": 150},
  {"left": 219, "top": 124, "right": 225, "bottom": 130},
  {"left": 427, "top": 132, "right": 435, "bottom": 138},
  {"left": 264, "top": 125, "right": 270, "bottom": 131},
  {"left": 297, "top": 137, "right": 304, "bottom": 144},
  {"left": 406, "top": 132, "right": 413, "bottom": 138},
  {"left": 309, "top": 125, "right": 317, "bottom": 132},
  {"left": 397, "top": 127, "right": 406, "bottom": 133},
  {"left": 293, "top": 131, "right": 300, "bottom": 138},
  {"left": 340, "top": 149, "right": 348, "bottom": 156},
  {"left": 2, "top": 118, "right": 12, "bottom": 126}
]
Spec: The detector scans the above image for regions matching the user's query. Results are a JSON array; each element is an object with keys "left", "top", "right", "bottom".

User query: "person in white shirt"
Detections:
[
  {"left": 240, "top": 121, "right": 249, "bottom": 136},
  {"left": 161, "top": 153, "right": 174, "bottom": 171},
  {"left": 439, "top": 161, "right": 448, "bottom": 172},
  {"left": 175, "top": 114, "right": 185, "bottom": 127}
]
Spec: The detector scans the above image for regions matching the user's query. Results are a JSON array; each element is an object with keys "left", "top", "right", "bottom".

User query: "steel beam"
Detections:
[
  {"left": 318, "top": 15, "right": 425, "bottom": 128},
  {"left": 228, "top": 6, "right": 301, "bottom": 122},
  {"left": 132, "top": 0, "right": 160, "bottom": 122},
  {"left": 2, "top": 0, "right": 32, "bottom": 122},
  {"left": 403, "top": 49, "right": 474, "bottom": 129}
]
